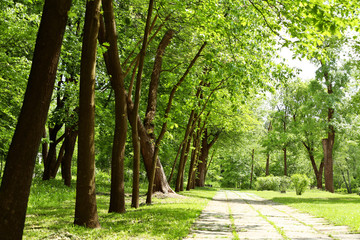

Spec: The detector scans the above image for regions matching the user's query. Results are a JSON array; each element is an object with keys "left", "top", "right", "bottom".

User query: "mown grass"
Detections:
[
  {"left": 248, "top": 189, "right": 360, "bottom": 233},
  {"left": 23, "top": 177, "right": 217, "bottom": 239}
]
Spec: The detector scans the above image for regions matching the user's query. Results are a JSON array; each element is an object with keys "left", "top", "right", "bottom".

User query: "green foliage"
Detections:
[
  {"left": 279, "top": 176, "right": 291, "bottom": 193},
  {"left": 255, "top": 176, "right": 280, "bottom": 191},
  {"left": 291, "top": 174, "right": 310, "bottom": 195}
]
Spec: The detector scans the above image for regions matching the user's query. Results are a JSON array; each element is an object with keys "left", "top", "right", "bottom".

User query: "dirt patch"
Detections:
[{"left": 153, "top": 191, "right": 188, "bottom": 199}]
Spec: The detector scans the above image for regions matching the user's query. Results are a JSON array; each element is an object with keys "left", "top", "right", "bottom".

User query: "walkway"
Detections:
[{"left": 184, "top": 190, "right": 360, "bottom": 240}]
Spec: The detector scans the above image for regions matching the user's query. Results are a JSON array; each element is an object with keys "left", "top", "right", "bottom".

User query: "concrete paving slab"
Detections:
[{"left": 185, "top": 190, "right": 360, "bottom": 240}]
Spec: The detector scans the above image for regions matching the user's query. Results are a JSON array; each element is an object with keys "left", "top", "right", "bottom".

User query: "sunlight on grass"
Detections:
[
  {"left": 248, "top": 189, "right": 360, "bottom": 233},
  {"left": 23, "top": 178, "right": 216, "bottom": 239}
]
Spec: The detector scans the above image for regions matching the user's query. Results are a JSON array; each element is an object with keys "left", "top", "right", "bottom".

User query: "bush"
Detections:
[
  {"left": 255, "top": 176, "right": 280, "bottom": 191},
  {"left": 279, "top": 176, "right": 291, "bottom": 193},
  {"left": 291, "top": 174, "right": 310, "bottom": 195}
]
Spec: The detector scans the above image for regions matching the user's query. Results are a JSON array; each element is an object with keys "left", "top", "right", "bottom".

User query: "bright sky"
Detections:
[{"left": 279, "top": 47, "right": 318, "bottom": 81}]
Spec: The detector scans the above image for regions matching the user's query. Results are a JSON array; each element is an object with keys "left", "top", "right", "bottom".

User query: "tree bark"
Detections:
[
  {"left": 0, "top": 0, "right": 71, "bottom": 238},
  {"left": 42, "top": 127, "right": 48, "bottom": 162},
  {"left": 61, "top": 127, "right": 78, "bottom": 187},
  {"left": 322, "top": 60, "right": 335, "bottom": 193},
  {"left": 131, "top": 0, "right": 154, "bottom": 208},
  {"left": 101, "top": 0, "right": 128, "bottom": 214},
  {"left": 195, "top": 129, "right": 220, "bottom": 187},
  {"left": 144, "top": 29, "right": 175, "bottom": 204},
  {"left": 302, "top": 141, "right": 323, "bottom": 189},
  {"left": 176, "top": 111, "right": 196, "bottom": 192},
  {"left": 323, "top": 133, "right": 334, "bottom": 193},
  {"left": 283, "top": 117, "right": 287, "bottom": 176},
  {"left": 43, "top": 123, "right": 63, "bottom": 180},
  {"left": 265, "top": 121, "right": 271, "bottom": 176},
  {"left": 265, "top": 154, "right": 270, "bottom": 176},
  {"left": 250, "top": 149, "right": 255, "bottom": 189},
  {"left": 283, "top": 147, "right": 287, "bottom": 176},
  {"left": 74, "top": 0, "right": 101, "bottom": 228}
]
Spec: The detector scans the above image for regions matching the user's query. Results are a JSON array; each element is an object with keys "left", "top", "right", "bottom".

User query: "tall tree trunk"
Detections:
[
  {"left": 187, "top": 130, "right": 200, "bottom": 191},
  {"left": 127, "top": 102, "right": 173, "bottom": 193},
  {"left": 101, "top": 0, "right": 128, "bottom": 214},
  {"left": 51, "top": 137, "right": 66, "bottom": 178},
  {"left": 61, "top": 127, "right": 78, "bottom": 187},
  {"left": 250, "top": 149, "right": 255, "bottom": 189},
  {"left": 322, "top": 61, "right": 335, "bottom": 193},
  {"left": 130, "top": 0, "right": 154, "bottom": 209},
  {"left": 144, "top": 29, "right": 175, "bottom": 204},
  {"left": 303, "top": 141, "right": 323, "bottom": 189},
  {"left": 283, "top": 117, "right": 287, "bottom": 176},
  {"left": 42, "top": 127, "right": 48, "bottom": 162},
  {"left": 187, "top": 115, "right": 207, "bottom": 191},
  {"left": 175, "top": 111, "right": 196, "bottom": 192},
  {"left": 0, "top": 0, "right": 71, "bottom": 238},
  {"left": 74, "top": 0, "right": 101, "bottom": 228},
  {"left": 265, "top": 154, "right": 270, "bottom": 176},
  {"left": 340, "top": 169, "right": 351, "bottom": 194},
  {"left": 323, "top": 133, "right": 335, "bottom": 193},
  {"left": 283, "top": 147, "right": 287, "bottom": 176},
  {"left": 43, "top": 123, "right": 63, "bottom": 180},
  {"left": 195, "top": 129, "right": 220, "bottom": 187},
  {"left": 265, "top": 121, "right": 272, "bottom": 176}
]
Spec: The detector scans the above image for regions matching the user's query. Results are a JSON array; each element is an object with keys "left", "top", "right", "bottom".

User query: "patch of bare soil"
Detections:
[{"left": 153, "top": 191, "right": 188, "bottom": 199}]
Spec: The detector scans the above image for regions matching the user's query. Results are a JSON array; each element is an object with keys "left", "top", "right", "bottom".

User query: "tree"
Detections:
[
  {"left": 0, "top": 0, "right": 71, "bottom": 238},
  {"left": 100, "top": 0, "right": 128, "bottom": 214},
  {"left": 74, "top": 0, "right": 101, "bottom": 228}
]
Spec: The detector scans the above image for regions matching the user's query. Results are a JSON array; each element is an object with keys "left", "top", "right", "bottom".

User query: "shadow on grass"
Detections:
[{"left": 24, "top": 180, "right": 214, "bottom": 239}]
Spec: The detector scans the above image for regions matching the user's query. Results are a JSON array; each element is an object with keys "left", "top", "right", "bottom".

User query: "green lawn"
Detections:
[
  {"left": 23, "top": 178, "right": 217, "bottom": 239},
  {"left": 248, "top": 189, "right": 360, "bottom": 233}
]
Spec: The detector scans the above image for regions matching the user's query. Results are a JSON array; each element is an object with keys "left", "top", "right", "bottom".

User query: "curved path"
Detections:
[{"left": 185, "top": 190, "right": 360, "bottom": 240}]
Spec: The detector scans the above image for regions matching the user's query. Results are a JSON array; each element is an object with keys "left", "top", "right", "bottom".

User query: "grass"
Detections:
[
  {"left": 224, "top": 191, "right": 239, "bottom": 240},
  {"left": 248, "top": 189, "right": 360, "bottom": 233},
  {"left": 23, "top": 177, "right": 217, "bottom": 239}
]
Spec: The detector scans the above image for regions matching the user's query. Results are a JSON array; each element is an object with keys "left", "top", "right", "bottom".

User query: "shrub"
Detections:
[
  {"left": 279, "top": 176, "right": 291, "bottom": 193},
  {"left": 291, "top": 174, "right": 310, "bottom": 195},
  {"left": 255, "top": 176, "right": 280, "bottom": 191}
]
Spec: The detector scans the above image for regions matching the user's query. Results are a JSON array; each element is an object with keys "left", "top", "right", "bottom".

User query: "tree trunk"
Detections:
[
  {"left": 283, "top": 118, "right": 287, "bottom": 176},
  {"left": 130, "top": 0, "right": 154, "bottom": 209},
  {"left": 283, "top": 147, "right": 287, "bottom": 176},
  {"left": 0, "top": 0, "right": 71, "bottom": 238},
  {"left": 187, "top": 128, "right": 201, "bottom": 191},
  {"left": 322, "top": 61, "right": 335, "bottom": 193},
  {"left": 61, "top": 127, "right": 78, "bottom": 187},
  {"left": 303, "top": 141, "right": 323, "bottom": 189},
  {"left": 250, "top": 149, "right": 254, "bottom": 189},
  {"left": 317, "top": 160, "right": 324, "bottom": 189},
  {"left": 175, "top": 111, "right": 196, "bottom": 192},
  {"left": 144, "top": 29, "right": 175, "bottom": 204},
  {"left": 265, "top": 153, "right": 270, "bottom": 176},
  {"left": 101, "top": 0, "right": 128, "bottom": 214},
  {"left": 42, "top": 127, "right": 48, "bottom": 162},
  {"left": 51, "top": 136, "right": 66, "bottom": 178},
  {"left": 341, "top": 169, "right": 350, "bottom": 193},
  {"left": 43, "top": 124, "right": 63, "bottom": 180},
  {"left": 322, "top": 136, "right": 334, "bottom": 193},
  {"left": 127, "top": 101, "right": 173, "bottom": 193},
  {"left": 74, "top": 0, "right": 101, "bottom": 228},
  {"left": 195, "top": 129, "right": 220, "bottom": 187}
]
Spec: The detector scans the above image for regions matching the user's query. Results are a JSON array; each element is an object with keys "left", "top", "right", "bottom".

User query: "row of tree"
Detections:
[{"left": 0, "top": 0, "right": 359, "bottom": 239}]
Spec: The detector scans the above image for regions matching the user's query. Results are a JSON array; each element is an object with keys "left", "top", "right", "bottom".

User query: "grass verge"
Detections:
[
  {"left": 23, "top": 178, "right": 217, "bottom": 239},
  {"left": 249, "top": 189, "right": 360, "bottom": 233}
]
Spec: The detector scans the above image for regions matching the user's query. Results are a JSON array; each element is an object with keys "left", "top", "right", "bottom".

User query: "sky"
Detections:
[{"left": 279, "top": 47, "right": 318, "bottom": 81}]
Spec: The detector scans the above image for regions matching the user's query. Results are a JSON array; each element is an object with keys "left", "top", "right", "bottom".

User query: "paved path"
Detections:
[{"left": 185, "top": 190, "right": 360, "bottom": 240}]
